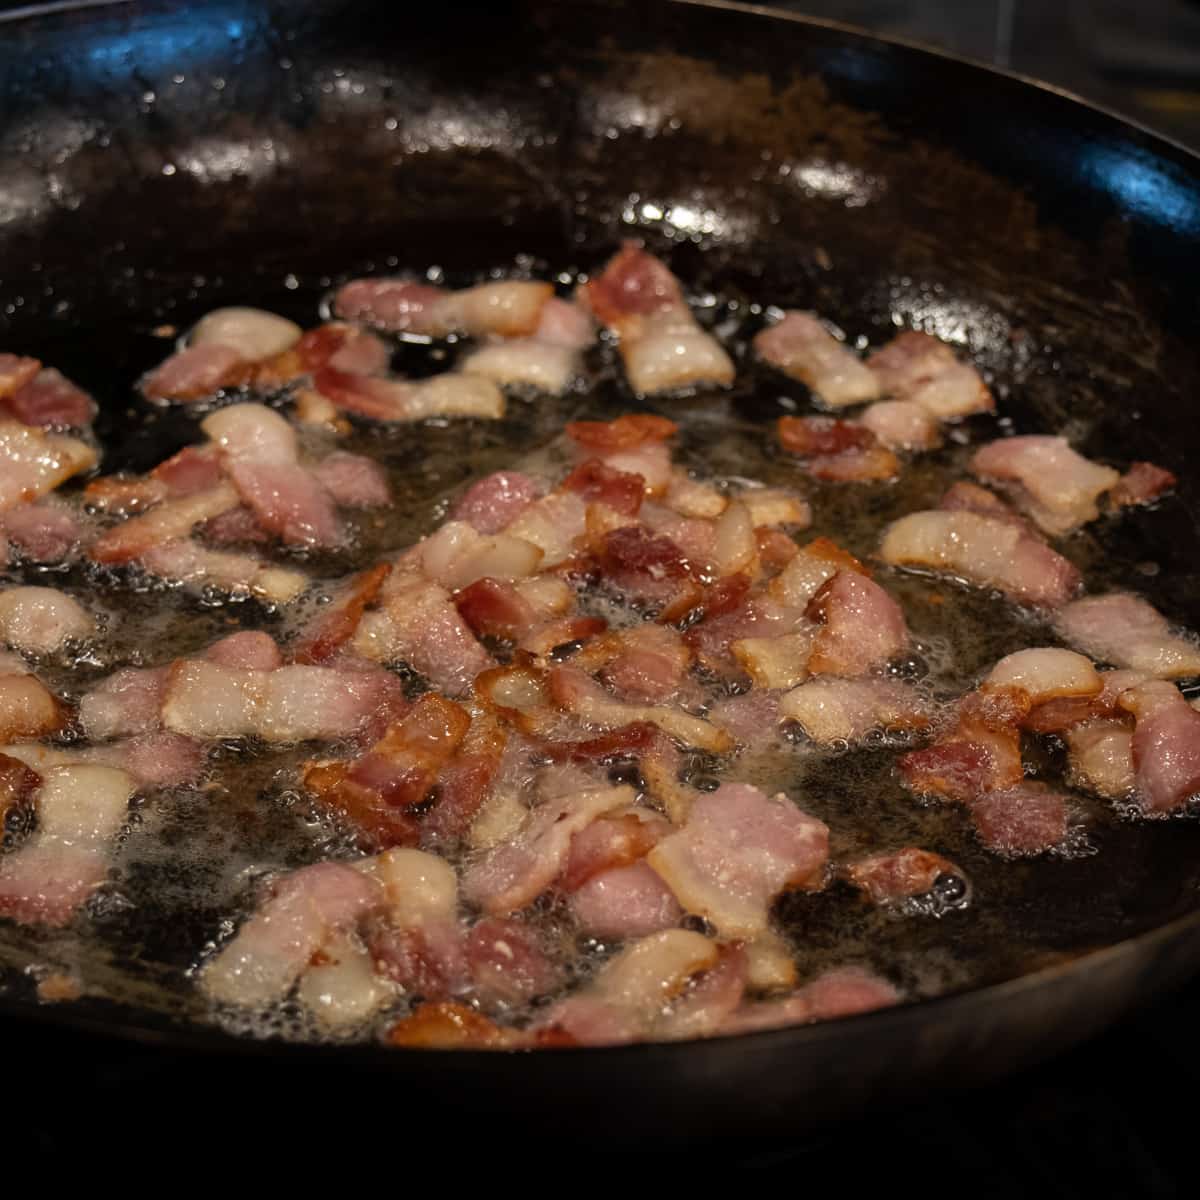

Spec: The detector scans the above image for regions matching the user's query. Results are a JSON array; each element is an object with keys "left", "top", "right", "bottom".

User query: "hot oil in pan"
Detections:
[{"left": 3, "top": 268, "right": 1199, "bottom": 1044}]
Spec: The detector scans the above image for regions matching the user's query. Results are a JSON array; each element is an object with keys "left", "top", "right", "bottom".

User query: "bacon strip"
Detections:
[
  {"left": 141, "top": 539, "right": 308, "bottom": 605},
  {"left": 780, "top": 677, "right": 929, "bottom": 744},
  {"left": 879, "top": 509, "right": 1081, "bottom": 607},
  {"left": 1053, "top": 593, "right": 1200, "bottom": 678},
  {"left": 4, "top": 368, "right": 95, "bottom": 429},
  {"left": 1119, "top": 680, "right": 1200, "bottom": 813},
  {"left": 777, "top": 415, "right": 899, "bottom": 482},
  {"left": 723, "top": 966, "right": 901, "bottom": 1034},
  {"left": 335, "top": 278, "right": 554, "bottom": 338},
  {"left": 755, "top": 311, "right": 879, "bottom": 408},
  {"left": 200, "top": 862, "right": 382, "bottom": 1006},
  {"left": 970, "top": 436, "right": 1121, "bottom": 535},
  {"left": 0, "top": 420, "right": 96, "bottom": 514},
  {"left": 462, "top": 298, "right": 593, "bottom": 394},
  {"left": 462, "top": 783, "right": 634, "bottom": 915},
  {"left": 866, "top": 331, "right": 992, "bottom": 419},
  {"left": 0, "top": 586, "right": 94, "bottom": 655},
  {"left": 581, "top": 244, "right": 734, "bottom": 396},
  {"left": 303, "top": 695, "right": 470, "bottom": 848},
  {"left": 647, "top": 783, "right": 829, "bottom": 938},
  {"left": 0, "top": 765, "right": 136, "bottom": 927},
  {"left": 312, "top": 367, "right": 505, "bottom": 422}
]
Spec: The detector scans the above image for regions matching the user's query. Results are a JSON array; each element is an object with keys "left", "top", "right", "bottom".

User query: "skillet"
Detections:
[{"left": 1, "top": 0, "right": 1200, "bottom": 1140}]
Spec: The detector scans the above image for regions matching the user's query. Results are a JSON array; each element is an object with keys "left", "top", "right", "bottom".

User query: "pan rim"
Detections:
[{"left": 0, "top": 0, "right": 1197, "bottom": 1063}]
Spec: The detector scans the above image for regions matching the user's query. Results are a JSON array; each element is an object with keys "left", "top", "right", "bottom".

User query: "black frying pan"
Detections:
[{"left": 2, "top": 0, "right": 1200, "bottom": 1142}]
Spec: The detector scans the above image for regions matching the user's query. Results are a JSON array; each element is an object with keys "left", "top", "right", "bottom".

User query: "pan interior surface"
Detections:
[{"left": 0, "top": 0, "right": 1199, "bottom": 1121}]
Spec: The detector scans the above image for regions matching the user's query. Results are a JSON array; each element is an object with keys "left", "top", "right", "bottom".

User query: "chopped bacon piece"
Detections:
[
  {"left": 969, "top": 784, "right": 1070, "bottom": 855},
  {"left": 79, "top": 666, "right": 168, "bottom": 740},
  {"left": 141, "top": 539, "right": 308, "bottom": 604},
  {"left": 227, "top": 462, "right": 342, "bottom": 548},
  {"left": 844, "top": 847, "right": 968, "bottom": 906},
  {"left": 200, "top": 862, "right": 381, "bottom": 1006},
  {"left": 866, "top": 331, "right": 992, "bottom": 419},
  {"left": 143, "top": 343, "right": 244, "bottom": 401},
  {"left": 778, "top": 415, "right": 899, "bottom": 482},
  {"left": 572, "top": 623, "right": 692, "bottom": 704},
  {"left": 570, "top": 862, "right": 683, "bottom": 941},
  {"left": 502, "top": 492, "right": 587, "bottom": 568},
  {"left": 731, "top": 631, "right": 812, "bottom": 690},
  {"left": 293, "top": 564, "right": 391, "bottom": 666},
  {"left": 723, "top": 966, "right": 901, "bottom": 1034},
  {"left": 6, "top": 368, "right": 96, "bottom": 429},
  {"left": 561, "top": 811, "right": 671, "bottom": 890},
  {"left": 1023, "top": 668, "right": 1148, "bottom": 734},
  {"left": 581, "top": 245, "right": 734, "bottom": 396},
  {"left": 91, "top": 484, "right": 240, "bottom": 564},
  {"left": 1, "top": 503, "right": 83, "bottom": 563},
  {"left": 899, "top": 688, "right": 1026, "bottom": 803},
  {"left": 302, "top": 695, "right": 469, "bottom": 846},
  {"left": 423, "top": 713, "right": 508, "bottom": 846},
  {"left": 161, "top": 659, "right": 398, "bottom": 744},
  {"left": 0, "top": 421, "right": 96, "bottom": 514},
  {"left": 189, "top": 306, "right": 301, "bottom": 362},
  {"left": 549, "top": 663, "right": 733, "bottom": 752},
  {"left": 152, "top": 444, "right": 226, "bottom": 495},
  {"left": 387, "top": 1001, "right": 516, "bottom": 1049},
  {"left": 756, "top": 527, "right": 799, "bottom": 569},
  {"left": 464, "top": 916, "right": 564, "bottom": 1006},
  {"left": 418, "top": 521, "right": 544, "bottom": 592},
  {"left": 970, "top": 435, "right": 1120, "bottom": 535},
  {"left": 596, "top": 524, "right": 693, "bottom": 604},
  {"left": 0, "top": 586, "right": 93, "bottom": 655},
  {"left": 205, "top": 630, "right": 283, "bottom": 671},
  {"left": 462, "top": 783, "right": 634, "bottom": 916},
  {"left": 985, "top": 647, "right": 1101, "bottom": 705},
  {"left": 335, "top": 278, "right": 553, "bottom": 338},
  {"left": 566, "top": 413, "right": 678, "bottom": 452},
  {"left": 296, "top": 932, "right": 390, "bottom": 1030},
  {"left": 2, "top": 731, "right": 205, "bottom": 789},
  {"left": 451, "top": 470, "right": 540, "bottom": 534},
  {"left": 665, "top": 472, "right": 727, "bottom": 519},
  {"left": 453, "top": 577, "right": 537, "bottom": 641},
  {"left": 1065, "top": 719, "right": 1135, "bottom": 799},
  {"left": 353, "top": 575, "right": 492, "bottom": 697},
  {"left": 768, "top": 536, "right": 869, "bottom": 609},
  {"left": 754, "top": 311, "right": 880, "bottom": 408},
  {"left": 462, "top": 298, "right": 593, "bottom": 394},
  {"left": 1119, "top": 680, "right": 1200, "bottom": 813},
  {"left": 535, "top": 929, "right": 719, "bottom": 1045},
  {"left": 1053, "top": 593, "right": 1200, "bottom": 678},
  {"left": 879, "top": 509, "right": 1081, "bottom": 607},
  {"left": 686, "top": 593, "right": 807, "bottom": 676},
  {"left": 778, "top": 414, "right": 873, "bottom": 457},
  {"left": 0, "top": 765, "right": 136, "bottom": 927},
  {"left": 1109, "top": 461, "right": 1176, "bottom": 509},
  {"left": 83, "top": 475, "right": 169, "bottom": 515},
  {"left": 647, "top": 783, "right": 829, "bottom": 938},
  {"left": 292, "top": 322, "right": 391, "bottom": 377},
  {"left": 859, "top": 399, "right": 940, "bottom": 451},
  {"left": 560, "top": 458, "right": 645, "bottom": 516},
  {"left": 805, "top": 570, "right": 908, "bottom": 676},
  {"left": 537, "top": 720, "right": 662, "bottom": 765},
  {"left": 781, "top": 677, "right": 928, "bottom": 745},
  {"left": 313, "top": 367, "right": 506, "bottom": 422}
]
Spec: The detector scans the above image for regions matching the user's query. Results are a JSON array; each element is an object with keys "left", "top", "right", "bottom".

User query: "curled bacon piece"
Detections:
[
  {"left": 303, "top": 694, "right": 470, "bottom": 848},
  {"left": 866, "top": 331, "right": 992, "bottom": 419},
  {"left": 581, "top": 244, "right": 734, "bottom": 396},
  {"left": 777, "top": 415, "right": 900, "bottom": 482},
  {"left": 754, "top": 311, "right": 880, "bottom": 408}
]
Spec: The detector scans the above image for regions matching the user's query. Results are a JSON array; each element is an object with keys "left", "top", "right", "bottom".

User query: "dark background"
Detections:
[{"left": 1, "top": 0, "right": 1198, "bottom": 1187}]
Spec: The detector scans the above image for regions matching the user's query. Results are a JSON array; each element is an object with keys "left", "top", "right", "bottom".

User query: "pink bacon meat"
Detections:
[
  {"left": 647, "top": 783, "right": 829, "bottom": 938},
  {"left": 754, "top": 311, "right": 880, "bottom": 409},
  {"left": 581, "top": 243, "right": 734, "bottom": 396}
]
